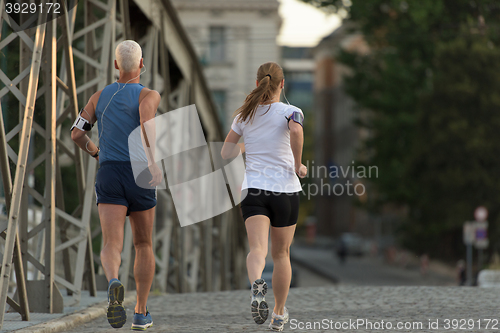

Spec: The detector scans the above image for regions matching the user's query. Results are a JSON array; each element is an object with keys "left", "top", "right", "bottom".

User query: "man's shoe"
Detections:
[
  {"left": 107, "top": 278, "right": 126, "bottom": 328},
  {"left": 131, "top": 310, "right": 153, "bottom": 331},
  {"left": 251, "top": 278, "right": 268, "bottom": 324}
]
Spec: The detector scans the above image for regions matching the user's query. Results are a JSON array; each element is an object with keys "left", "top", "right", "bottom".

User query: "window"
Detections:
[
  {"left": 212, "top": 90, "right": 227, "bottom": 129},
  {"left": 209, "top": 26, "right": 226, "bottom": 63}
]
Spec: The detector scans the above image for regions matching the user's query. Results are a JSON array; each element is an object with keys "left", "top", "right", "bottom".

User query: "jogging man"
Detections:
[{"left": 71, "top": 40, "right": 162, "bottom": 331}]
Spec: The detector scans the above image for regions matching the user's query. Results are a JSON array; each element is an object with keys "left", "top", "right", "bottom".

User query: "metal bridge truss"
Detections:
[{"left": 0, "top": 0, "right": 247, "bottom": 328}]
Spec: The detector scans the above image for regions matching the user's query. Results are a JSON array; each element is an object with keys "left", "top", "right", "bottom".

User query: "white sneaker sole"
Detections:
[{"left": 251, "top": 279, "right": 268, "bottom": 324}]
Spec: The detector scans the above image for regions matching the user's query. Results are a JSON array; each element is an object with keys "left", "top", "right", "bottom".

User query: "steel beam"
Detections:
[
  {"left": 43, "top": 15, "right": 57, "bottom": 314},
  {"left": 0, "top": 95, "right": 30, "bottom": 323},
  {"left": 0, "top": 9, "right": 47, "bottom": 326}
]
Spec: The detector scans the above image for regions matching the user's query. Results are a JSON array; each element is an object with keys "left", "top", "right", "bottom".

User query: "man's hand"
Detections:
[
  {"left": 149, "top": 163, "right": 163, "bottom": 186},
  {"left": 296, "top": 163, "right": 307, "bottom": 178}
]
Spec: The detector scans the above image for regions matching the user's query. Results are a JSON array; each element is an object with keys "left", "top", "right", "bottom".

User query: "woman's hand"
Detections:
[{"left": 296, "top": 163, "right": 307, "bottom": 178}]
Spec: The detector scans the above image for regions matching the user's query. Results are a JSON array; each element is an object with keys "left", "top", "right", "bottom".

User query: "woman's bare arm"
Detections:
[
  {"left": 221, "top": 130, "right": 243, "bottom": 160},
  {"left": 289, "top": 120, "right": 307, "bottom": 178}
]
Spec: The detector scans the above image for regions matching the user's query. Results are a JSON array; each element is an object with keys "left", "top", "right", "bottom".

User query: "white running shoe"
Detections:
[
  {"left": 269, "top": 307, "right": 289, "bottom": 331},
  {"left": 251, "top": 278, "right": 268, "bottom": 324}
]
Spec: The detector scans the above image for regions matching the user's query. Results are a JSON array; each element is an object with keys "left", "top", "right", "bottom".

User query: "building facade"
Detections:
[
  {"left": 313, "top": 23, "right": 371, "bottom": 237},
  {"left": 281, "top": 47, "right": 315, "bottom": 112},
  {"left": 171, "top": 0, "right": 281, "bottom": 131}
]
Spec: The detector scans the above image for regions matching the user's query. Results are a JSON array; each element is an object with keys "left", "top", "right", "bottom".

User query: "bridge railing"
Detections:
[{"left": 0, "top": 0, "right": 246, "bottom": 328}]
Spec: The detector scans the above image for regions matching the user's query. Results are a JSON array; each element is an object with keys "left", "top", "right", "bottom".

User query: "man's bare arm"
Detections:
[
  {"left": 139, "top": 89, "right": 162, "bottom": 186},
  {"left": 139, "top": 89, "right": 161, "bottom": 164},
  {"left": 71, "top": 91, "right": 101, "bottom": 159}
]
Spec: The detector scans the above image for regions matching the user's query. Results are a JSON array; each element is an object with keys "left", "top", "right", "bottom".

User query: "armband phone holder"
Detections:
[
  {"left": 286, "top": 111, "right": 304, "bottom": 128},
  {"left": 70, "top": 109, "right": 93, "bottom": 131}
]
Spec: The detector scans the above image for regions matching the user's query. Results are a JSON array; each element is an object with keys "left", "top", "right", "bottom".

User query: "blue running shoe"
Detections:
[
  {"left": 107, "top": 278, "right": 126, "bottom": 328},
  {"left": 251, "top": 278, "right": 268, "bottom": 324},
  {"left": 131, "top": 310, "right": 153, "bottom": 331}
]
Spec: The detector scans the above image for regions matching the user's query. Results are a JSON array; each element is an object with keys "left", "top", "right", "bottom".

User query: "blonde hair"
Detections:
[
  {"left": 115, "top": 40, "right": 142, "bottom": 72},
  {"left": 234, "top": 62, "right": 284, "bottom": 123}
]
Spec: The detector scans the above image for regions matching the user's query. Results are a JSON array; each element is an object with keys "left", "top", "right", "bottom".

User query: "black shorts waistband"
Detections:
[
  {"left": 99, "top": 160, "right": 133, "bottom": 167},
  {"left": 245, "top": 188, "right": 300, "bottom": 196}
]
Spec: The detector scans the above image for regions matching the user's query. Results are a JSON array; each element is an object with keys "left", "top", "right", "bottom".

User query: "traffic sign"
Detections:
[
  {"left": 463, "top": 220, "right": 489, "bottom": 248},
  {"left": 475, "top": 220, "right": 489, "bottom": 249}
]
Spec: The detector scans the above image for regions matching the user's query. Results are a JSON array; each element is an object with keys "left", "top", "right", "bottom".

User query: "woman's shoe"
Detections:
[{"left": 251, "top": 278, "right": 269, "bottom": 324}]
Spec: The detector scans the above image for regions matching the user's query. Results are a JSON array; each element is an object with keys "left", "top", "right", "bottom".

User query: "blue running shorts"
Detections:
[{"left": 95, "top": 161, "right": 157, "bottom": 216}]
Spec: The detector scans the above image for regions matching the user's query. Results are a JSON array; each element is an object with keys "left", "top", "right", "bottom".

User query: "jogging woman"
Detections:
[{"left": 221, "top": 62, "right": 307, "bottom": 331}]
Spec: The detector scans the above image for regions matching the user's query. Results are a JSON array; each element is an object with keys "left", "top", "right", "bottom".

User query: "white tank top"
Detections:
[{"left": 231, "top": 102, "right": 303, "bottom": 193}]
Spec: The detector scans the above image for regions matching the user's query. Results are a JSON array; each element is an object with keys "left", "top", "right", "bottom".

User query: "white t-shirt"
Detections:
[{"left": 231, "top": 102, "right": 303, "bottom": 193}]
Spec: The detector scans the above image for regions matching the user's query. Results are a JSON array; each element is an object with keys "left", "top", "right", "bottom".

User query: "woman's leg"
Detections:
[
  {"left": 270, "top": 224, "right": 296, "bottom": 315},
  {"left": 245, "top": 215, "right": 270, "bottom": 283}
]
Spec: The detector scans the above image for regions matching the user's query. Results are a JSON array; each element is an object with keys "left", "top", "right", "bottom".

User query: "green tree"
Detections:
[
  {"left": 302, "top": 0, "right": 500, "bottom": 258},
  {"left": 407, "top": 38, "right": 500, "bottom": 257}
]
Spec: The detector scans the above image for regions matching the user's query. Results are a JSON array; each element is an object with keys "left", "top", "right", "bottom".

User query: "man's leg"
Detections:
[
  {"left": 129, "top": 207, "right": 155, "bottom": 315},
  {"left": 98, "top": 203, "right": 128, "bottom": 280},
  {"left": 99, "top": 203, "right": 128, "bottom": 328}
]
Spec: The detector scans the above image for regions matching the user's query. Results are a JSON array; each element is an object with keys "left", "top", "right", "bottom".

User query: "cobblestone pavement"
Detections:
[{"left": 64, "top": 286, "right": 500, "bottom": 333}]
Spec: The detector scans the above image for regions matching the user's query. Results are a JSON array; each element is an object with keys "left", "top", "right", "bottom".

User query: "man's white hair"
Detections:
[{"left": 115, "top": 40, "right": 142, "bottom": 72}]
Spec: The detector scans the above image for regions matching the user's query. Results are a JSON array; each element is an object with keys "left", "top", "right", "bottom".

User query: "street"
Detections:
[
  {"left": 290, "top": 241, "right": 456, "bottom": 286},
  {"left": 59, "top": 247, "right": 461, "bottom": 333},
  {"left": 62, "top": 285, "right": 496, "bottom": 333}
]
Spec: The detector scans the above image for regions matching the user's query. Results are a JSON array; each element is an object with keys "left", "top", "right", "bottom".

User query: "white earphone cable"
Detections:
[{"left": 97, "top": 65, "right": 147, "bottom": 148}]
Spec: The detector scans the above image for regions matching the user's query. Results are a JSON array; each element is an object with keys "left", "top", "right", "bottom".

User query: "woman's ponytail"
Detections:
[{"left": 234, "top": 62, "right": 284, "bottom": 124}]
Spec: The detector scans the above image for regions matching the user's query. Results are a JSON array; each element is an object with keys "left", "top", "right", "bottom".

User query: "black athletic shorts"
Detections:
[
  {"left": 240, "top": 188, "right": 300, "bottom": 228},
  {"left": 95, "top": 161, "right": 157, "bottom": 216}
]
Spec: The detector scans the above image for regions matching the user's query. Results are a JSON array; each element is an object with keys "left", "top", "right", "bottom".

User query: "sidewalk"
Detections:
[{"left": 3, "top": 290, "right": 136, "bottom": 332}]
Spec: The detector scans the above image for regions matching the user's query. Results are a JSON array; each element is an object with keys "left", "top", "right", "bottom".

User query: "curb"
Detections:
[{"left": 14, "top": 292, "right": 137, "bottom": 333}]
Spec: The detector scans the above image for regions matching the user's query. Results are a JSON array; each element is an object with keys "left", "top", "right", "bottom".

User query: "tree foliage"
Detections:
[
  {"left": 302, "top": 0, "right": 500, "bottom": 258},
  {"left": 407, "top": 38, "right": 500, "bottom": 257}
]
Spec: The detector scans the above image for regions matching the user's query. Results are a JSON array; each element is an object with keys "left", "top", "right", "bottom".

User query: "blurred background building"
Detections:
[
  {"left": 172, "top": 0, "right": 371, "bottom": 241},
  {"left": 313, "top": 23, "right": 371, "bottom": 237},
  {"left": 281, "top": 46, "right": 314, "bottom": 111},
  {"left": 169, "top": 0, "right": 498, "bottom": 280},
  {"left": 171, "top": 0, "right": 281, "bottom": 131}
]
